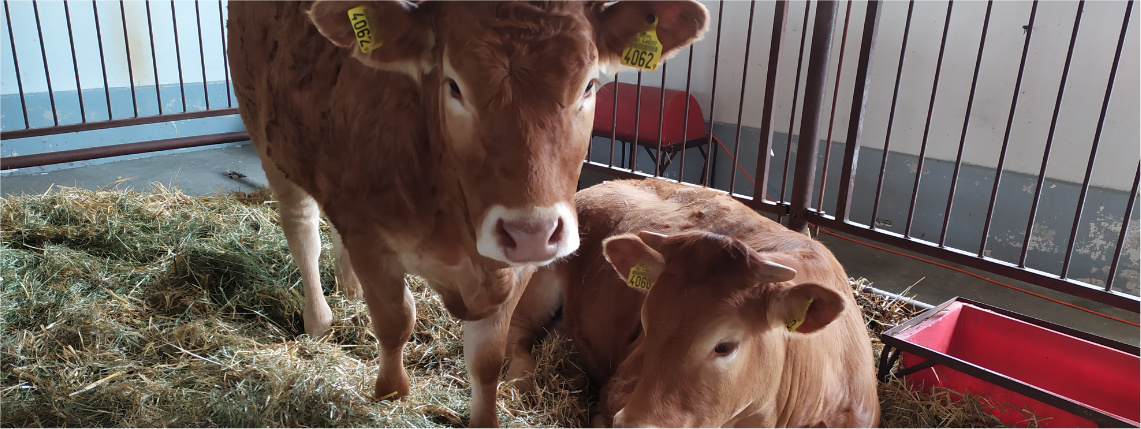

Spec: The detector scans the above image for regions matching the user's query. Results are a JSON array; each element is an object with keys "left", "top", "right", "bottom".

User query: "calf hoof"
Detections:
[
  {"left": 374, "top": 369, "right": 410, "bottom": 401},
  {"left": 303, "top": 300, "right": 333, "bottom": 338},
  {"left": 504, "top": 360, "right": 538, "bottom": 394}
]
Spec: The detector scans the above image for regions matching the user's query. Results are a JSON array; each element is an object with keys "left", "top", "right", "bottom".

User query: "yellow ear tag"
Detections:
[
  {"left": 785, "top": 298, "right": 814, "bottom": 332},
  {"left": 620, "top": 15, "right": 663, "bottom": 71},
  {"left": 347, "top": 6, "right": 379, "bottom": 54},
  {"left": 626, "top": 264, "right": 653, "bottom": 290}
]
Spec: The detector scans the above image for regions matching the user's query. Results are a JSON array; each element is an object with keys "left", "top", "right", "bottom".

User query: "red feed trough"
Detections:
[{"left": 880, "top": 297, "right": 1139, "bottom": 427}]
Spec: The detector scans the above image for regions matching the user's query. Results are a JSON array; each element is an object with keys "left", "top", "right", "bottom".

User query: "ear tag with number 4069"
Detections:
[
  {"left": 347, "top": 6, "right": 379, "bottom": 54},
  {"left": 621, "top": 15, "right": 663, "bottom": 71}
]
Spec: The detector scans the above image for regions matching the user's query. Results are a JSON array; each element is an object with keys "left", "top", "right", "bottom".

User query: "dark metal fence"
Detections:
[{"left": 2, "top": 1, "right": 1137, "bottom": 313}]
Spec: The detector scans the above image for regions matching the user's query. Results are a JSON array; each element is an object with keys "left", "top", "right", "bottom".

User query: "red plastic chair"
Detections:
[{"left": 592, "top": 81, "right": 712, "bottom": 180}]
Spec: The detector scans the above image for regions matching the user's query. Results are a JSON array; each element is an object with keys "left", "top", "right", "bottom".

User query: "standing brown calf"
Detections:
[
  {"left": 508, "top": 179, "right": 880, "bottom": 427},
  {"left": 228, "top": 2, "right": 708, "bottom": 426}
]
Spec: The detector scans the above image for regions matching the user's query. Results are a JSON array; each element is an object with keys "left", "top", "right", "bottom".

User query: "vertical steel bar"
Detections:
[
  {"left": 218, "top": 0, "right": 231, "bottom": 107},
  {"left": 753, "top": 0, "right": 788, "bottom": 205},
  {"left": 93, "top": 0, "right": 113, "bottom": 119},
  {"left": 1019, "top": 1, "right": 1085, "bottom": 266},
  {"left": 32, "top": 1, "right": 59, "bottom": 126},
  {"left": 119, "top": 0, "right": 138, "bottom": 117},
  {"left": 677, "top": 45, "right": 695, "bottom": 184},
  {"left": 702, "top": 0, "right": 727, "bottom": 187},
  {"left": 816, "top": 0, "right": 853, "bottom": 212},
  {"left": 729, "top": 0, "right": 757, "bottom": 194},
  {"left": 869, "top": 0, "right": 915, "bottom": 230},
  {"left": 904, "top": 1, "right": 955, "bottom": 237},
  {"left": 5, "top": 3, "right": 30, "bottom": 129},
  {"left": 940, "top": 0, "right": 994, "bottom": 247},
  {"left": 631, "top": 70, "right": 643, "bottom": 172},
  {"left": 654, "top": 62, "right": 668, "bottom": 178},
  {"left": 145, "top": 1, "right": 162, "bottom": 114},
  {"left": 1106, "top": 163, "right": 1140, "bottom": 292},
  {"left": 835, "top": 0, "right": 881, "bottom": 223},
  {"left": 978, "top": 0, "right": 1039, "bottom": 257},
  {"left": 609, "top": 71, "right": 618, "bottom": 168},
  {"left": 1061, "top": 0, "right": 1132, "bottom": 278},
  {"left": 170, "top": 1, "right": 187, "bottom": 112},
  {"left": 788, "top": 1, "right": 837, "bottom": 233},
  {"left": 63, "top": 1, "right": 86, "bottom": 123},
  {"left": 779, "top": 1, "right": 813, "bottom": 207},
  {"left": 195, "top": 0, "right": 209, "bottom": 109}
]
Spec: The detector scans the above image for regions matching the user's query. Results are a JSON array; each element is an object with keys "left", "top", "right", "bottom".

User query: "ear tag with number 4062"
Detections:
[
  {"left": 621, "top": 15, "right": 663, "bottom": 71},
  {"left": 347, "top": 6, "right": 379, "bottom": 54},
  {"left": 627, "top": 264, "right": 653, "bottom": 290}
]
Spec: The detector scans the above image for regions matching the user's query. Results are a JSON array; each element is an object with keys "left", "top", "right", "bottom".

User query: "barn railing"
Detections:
[
  {"left": 0, "top": 0, "right": 246, "bottom": 170},
  {"left": 585, "top": 0, "right": 1139, "bottom": 313},
  {"left": 2, "top": 1, "right": 1138, "bottom": 314}
]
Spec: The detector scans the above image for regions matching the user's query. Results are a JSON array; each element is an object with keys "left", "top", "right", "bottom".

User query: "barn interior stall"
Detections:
[{"left": 2, "top": 0, "right": 1138, "bottom": 427}]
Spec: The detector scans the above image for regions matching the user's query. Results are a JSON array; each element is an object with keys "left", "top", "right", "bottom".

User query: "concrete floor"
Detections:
[{"left": 3, "top": 144, "right": 1138, "bottom": 346}]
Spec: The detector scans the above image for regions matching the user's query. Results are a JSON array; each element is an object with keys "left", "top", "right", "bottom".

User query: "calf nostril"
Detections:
[
  {"left": 548, "top": 217, "right": 564, "bottom": 246},
  {"left": 496, "top": 219, "right": 517, "bottom": 249}
]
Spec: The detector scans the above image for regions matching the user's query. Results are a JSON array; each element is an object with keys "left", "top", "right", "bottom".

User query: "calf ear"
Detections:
[
  {"left": 771, "top": 283, "right": 845, "bottom": 334},
  {"left": 603, "top": 234, "right": 667, "bottom": 291},
  {"left": 308, "top": 1, "right": 433, "bottom": 76},
  {"left": 592, "top": 1, "right": 709, "bottom": 68}
]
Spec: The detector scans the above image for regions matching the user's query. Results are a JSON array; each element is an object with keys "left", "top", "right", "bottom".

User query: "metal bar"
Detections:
[
  {"left": 5, "top": 3, "right": 30, "bottom": 129},
  {"left": 654, "top": 59, "right": 667, "bottom": 177},
  {"left": 835, "top": 0, "right": 881, "bottom": 222},
  {"left": 904, "top": 0, "right": 954, "bottom": 237},
  {"left": 752, "top": 0, "right": 788, "bottom": 207},
  {"left": 869, "top": 0, "right": 915, "bottom": 230},
  {"left": 677, "top": 45, "right": 695, "bottom": 184},
  {"left": 702, "top": 0, "right": 726, "bottom": 188},
  {"left": 1, "top": 131, "right": 249, "bottom": 171},
  {"left": 631, "top": 70, "right": 643, "bottom": 172},
  {"left": 145, "top": 1, "right": 162, "bottom": 114},
  {"left": 119, "top": 0, "right": 138, "bottom": 117},
  {"left": 93, "top": 0, "right": 112, "bottom": 120},
  {"left": 218, "top": 0, "right": 231, "bottom": 107},
  {"left": 581, "top": 160, "right": 788, "bottom": 217},
  {"left": 979, "top": 1, "right": 1039, "bottom": 257},
  {"left": 1020, "top": 1, "right": 1085, "bottom": 267},
  {"left": 609, "top": 70, "right": 618, "bottom": 168},
  {"left": 729, "top": 0, "right": 757, "bottom": 194},
  {"left": 170, "top": 0, "right": 187, "bottom": 112},
  {"left": 816, "top": 0, "right": 853, "bottom": 213},
  {"left": 1062, "top": 0, "right": 1133, "bottom": 279},
  {"left": 63, "top": 0, "right": 86, "bottom": 123},
  {"left": 195, "top": 0, "right": 209, "bottom": 109},
  {"left": 940, "top": 0, "right": 994, "bottom": 247},
  {"left": 1106, "top": 164, "right": 1140, "bottom": 292},
  {"left": 0, "top": 108, "right": 240, "bottom": 140},
  {"left": 779, "top": 1, "right": 813, "bottom": 208},
  {"left": 809, "top": 213, "right": 1141, "bottom": 312},
  {"left": 32, "top": 0, "right": 59, "bottom": 126},
  {"left": 788, "top": 1, "right": 837, "bottom": 233}
]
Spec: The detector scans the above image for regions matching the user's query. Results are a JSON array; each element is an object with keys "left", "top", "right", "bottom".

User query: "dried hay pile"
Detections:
[{"left": 1, "top": 185, "right": 1022, "bottom": 427}]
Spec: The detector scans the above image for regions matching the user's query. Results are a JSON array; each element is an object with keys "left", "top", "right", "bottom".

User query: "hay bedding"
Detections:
[{"left": 1, "top": 185, "right": 1025, "bottom": 427}]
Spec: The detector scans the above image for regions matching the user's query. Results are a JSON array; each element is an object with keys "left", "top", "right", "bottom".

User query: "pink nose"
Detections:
[{"left": 497, "top": 217, "right": 563, "bottom": 263}]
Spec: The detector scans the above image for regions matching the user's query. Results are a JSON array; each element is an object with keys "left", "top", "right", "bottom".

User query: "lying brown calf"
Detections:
[{"left": 508, "top": 178, "right": 880, "bottom": 427}]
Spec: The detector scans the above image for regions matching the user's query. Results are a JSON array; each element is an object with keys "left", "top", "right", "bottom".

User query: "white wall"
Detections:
[
  {"left": 604, "top": 0, "right": 1139, "bottom": 192},
  {"left": 1, "top": 0, "right": 229, "bottom": 94}
]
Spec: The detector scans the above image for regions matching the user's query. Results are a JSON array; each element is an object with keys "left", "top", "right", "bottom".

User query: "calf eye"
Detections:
[
  {"left": 713, "top": 342, "right": 737, "bottom": 356},
  {"left": 448, "top": 79, "right": 462, "bottom": 100},
  {"left": 583, "top": 81, "right": 595, "bottom": 98}
]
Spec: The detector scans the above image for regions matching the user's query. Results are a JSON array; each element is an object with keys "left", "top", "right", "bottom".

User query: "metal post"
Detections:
[{"left": 788, "top": 1, "right": 837, "bottom": 233}]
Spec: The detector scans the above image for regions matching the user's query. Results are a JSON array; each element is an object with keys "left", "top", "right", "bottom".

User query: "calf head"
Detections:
[
  {"left": 602, "top": 231, "right": 847, "bottom": 427},
  {"left": 310, "top": 1, "right": 709, "bottom": 266}
]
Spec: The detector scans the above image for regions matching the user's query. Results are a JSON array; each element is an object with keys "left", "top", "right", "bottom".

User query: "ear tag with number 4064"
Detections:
[
  {"left": 347, "top": 6, "right": 379, "bottom": 54},
  {"left": 621, "top": 15, "right": 663, "bottom": 71}
]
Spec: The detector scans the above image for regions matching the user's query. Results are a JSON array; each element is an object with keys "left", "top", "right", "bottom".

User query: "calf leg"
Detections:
[
  {"left": 261, "top": 160, "right": 332, "bottom": 338},
  {"left": 341, "top": 236, "right": 414, "bottom": 400},
  {"left": 329, "top": 227, "right": 362, "bottom": 299},
  {"left": 505, "top": 266, "right": 564, "bottom": 393},
  {"left": 465, "top": 267, "right": 534, "bottom": 428}
]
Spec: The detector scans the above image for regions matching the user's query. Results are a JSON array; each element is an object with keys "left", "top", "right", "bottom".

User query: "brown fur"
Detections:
[
  {"left": 509, "top": 179, "right": 880, "bottom": 427},
  {"left": 228, "top": 3, "right": 707, "bottom": 427}
]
